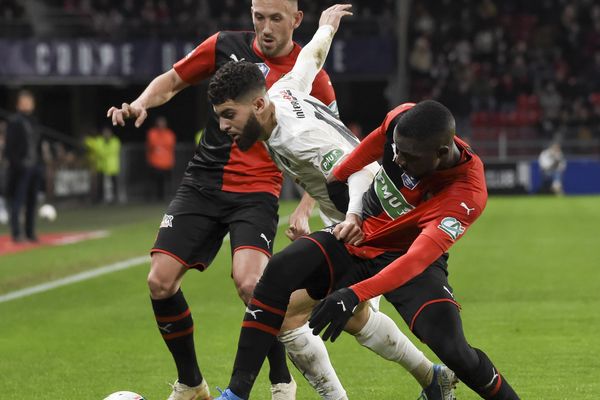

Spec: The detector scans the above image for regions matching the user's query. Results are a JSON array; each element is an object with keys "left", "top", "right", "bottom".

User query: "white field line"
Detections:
[
  {"left": 0, "top": 255, "right": 150, "bottom": 303},
  {"left": 0, "top": 211, "right": 312, "bottom": 304}
]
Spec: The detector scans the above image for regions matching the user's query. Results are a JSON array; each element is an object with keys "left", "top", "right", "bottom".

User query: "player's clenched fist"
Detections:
[
  {"left": 319, "top": 4, "right": 353, "bottom": 33},
  {"left": 333, "top": 213, "right": 363, "bottom": 245},
  {"left": 106, "top": 102, "right": 148, "bottom": 128}
]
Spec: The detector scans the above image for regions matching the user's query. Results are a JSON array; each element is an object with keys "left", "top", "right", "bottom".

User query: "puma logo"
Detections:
[
  {"left": 460, "top": 202, "right": 475, "bottom": 215},
  {"left": 230, "top": 54, "right": 245, "bottom": 62},
  {"left": 245, "top": 307, "right": 263, "bottom": 320},
  {"left": 158, "top": 323, "right": 173, "bottom": 333},
  {"left": 337, "top": 301, "right": 346, "bottom": 312},
  {"left": 484, "top": 368, "right": 500, "bottom": 389},
  {"left": 260, "top": 233, "right": 272, "bottom": 249},
  {"left": 443, "top": 285, "right": 455, "bottom": 299}
]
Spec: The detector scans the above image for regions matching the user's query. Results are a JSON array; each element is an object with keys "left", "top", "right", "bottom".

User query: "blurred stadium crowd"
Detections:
[
  {"left": 1, "top": 0, "right": 394, "bottom": 37},
  {"left": 408, "top": 0, "right": 600, "bottom": 146},
  {"left": 2, "top": 0, "right": 598, "bottom": 144}
]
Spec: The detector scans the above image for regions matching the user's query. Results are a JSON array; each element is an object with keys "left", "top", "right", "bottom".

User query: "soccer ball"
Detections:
[
  {"left": 103, "top": 392, "right": 145, "bottom": 400},
  {"left": 38, "top": 204, "right": 57, "bottom": 221}
]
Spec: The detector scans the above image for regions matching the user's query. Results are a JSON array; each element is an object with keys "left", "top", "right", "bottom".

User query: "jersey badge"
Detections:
[
  {"left": 438, "top": 217, "right": 465, "bottom": 240},
  {"left": 255, "top": 62, "right": 270, "bottom": 78},
  {"left": 160, "top": 214, "right": 173, "bottom": 228},
  {"left": 321, "top": 149, "right": 344, "bottom": 172},
  {"left": 401, "top": 172, "right": 419, "bottom": 190}
]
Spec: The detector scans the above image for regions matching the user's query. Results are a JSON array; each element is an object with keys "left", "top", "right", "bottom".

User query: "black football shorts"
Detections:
[
  {"left": 151, "top": 184, "right": 279, "bottom": 270},
  {"left": 300, "top": 231, "right": 459, "bottom": 333}
]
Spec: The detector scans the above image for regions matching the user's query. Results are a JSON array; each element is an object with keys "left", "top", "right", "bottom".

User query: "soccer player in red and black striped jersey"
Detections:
[
  {"left": 107, "top": 1, "right": 337, "bottom": 399},
  {"left": 218, "top": 100, "right": 520, "bottom": 399}
]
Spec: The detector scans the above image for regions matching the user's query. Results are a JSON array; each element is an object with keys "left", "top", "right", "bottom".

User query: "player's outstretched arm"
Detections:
[
  {"left": 106, "top": 68, "right": 189, "bottom": 128},
  {"left": 278, "top": 4, "right": 352, "bottom": 93}
]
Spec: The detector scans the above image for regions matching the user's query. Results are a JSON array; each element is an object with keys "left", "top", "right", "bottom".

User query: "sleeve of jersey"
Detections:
[
  {"left": 312, "top": 70, "right": 337, "bottom": 115},
  {"left": 271, "top": 25, "right": 335, "bottom": 94},
  {"left": 419, "top": 197, "right": 481, "bottom": 253},
  {"left": 331, "top": 124, "right": 386, "bottom": 182},
  {"left": 350, "top": 234, "right": 444, "bottom": 302},
  {"left": 173, "top": 32, "right": 219, "bottom": 85}
]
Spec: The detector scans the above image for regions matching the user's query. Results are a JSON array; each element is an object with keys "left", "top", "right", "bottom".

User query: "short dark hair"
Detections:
[
  {"left": 207, "top": 61, "right": 266, "bottom": 105},
  {"left": 15, "top": 89, "right": 34, "bottom": 104},
  {"left": 394, "top": 100, "right": 456, "bottom": 146}
]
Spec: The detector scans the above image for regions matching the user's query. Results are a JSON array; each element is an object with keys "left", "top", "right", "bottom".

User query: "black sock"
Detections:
[
  {"left": 267, "top": 340, "right": 291, "bottom": 385},
  {"left": 151, "top": 289, "right": 203, "bottom": 387},
  {"left": 229, "top": 283, "right": 289, "bottom": 398}
]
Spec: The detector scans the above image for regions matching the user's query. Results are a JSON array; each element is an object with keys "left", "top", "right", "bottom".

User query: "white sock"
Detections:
[
  {"left": 279, "top": 323, "right": 348, "bottom": 400},
  {"left": 354, "top": 310, "right": 433, "bottom": 387}
]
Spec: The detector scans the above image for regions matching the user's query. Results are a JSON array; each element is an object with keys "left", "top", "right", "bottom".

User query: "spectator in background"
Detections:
[
  {"left": 538, "top": 142, "right": 567, "bottom": 195},
  {"left": 84, "top": 130, "right": 103, "bottom": 203},
  {"left": 0, "top": 120, "right": 8, "bottom": 224},
  {"left": 440, "top": 79, "right": 473, "bottom": 141},
  {"left": 100, "top": 126, "right": 121, "bottom": 204},
  {"left": 146, "top": 116, "right": 175, "bottom": 201},
  {"left": 539, "top": 82, "right": 563, "bottom": 136},
  {"left": 4, "top": 90, "right": 43, "bottom": 242},
  {"left": 409, "top": 36, "right": 433, "bottom": 77}
]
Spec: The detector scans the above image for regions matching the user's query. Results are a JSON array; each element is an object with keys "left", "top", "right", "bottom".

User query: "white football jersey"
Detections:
[{"left": 266, "top": 81, "right": 360, "bottom": 223}]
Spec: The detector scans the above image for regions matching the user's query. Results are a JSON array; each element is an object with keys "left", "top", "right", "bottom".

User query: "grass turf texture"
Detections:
[{"left": 0, "top": 196, "right": 598, "bottom": 399}]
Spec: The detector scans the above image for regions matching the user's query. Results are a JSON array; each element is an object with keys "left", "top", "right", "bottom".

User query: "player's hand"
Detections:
[
  {"left": 309, "top": 288, "right": 359, "bottom": 342},
  {"left": 106, "top": 102, "right": 148, "bottom": 128},
  {"left": 286, "top": 212, "right": 311, "bottom": 241},
  {"left": 319, "top": 4, "right": 353, "bottom": 34},
  {"left": 332, "top": 213, "right": 363, "bottom": 245}
]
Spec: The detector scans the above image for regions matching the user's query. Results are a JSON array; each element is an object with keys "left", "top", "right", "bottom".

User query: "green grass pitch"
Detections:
[{"left": 1, "top": 196, "right": 599, "bottom": 399}]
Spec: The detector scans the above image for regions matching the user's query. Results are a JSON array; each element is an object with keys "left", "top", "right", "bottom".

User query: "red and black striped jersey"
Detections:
[
  {"left": 332, "top": 103, "right": 488, "bottom": 301},
  {"left": 174, "top": 31, "right": 337, "bottom": 197}
]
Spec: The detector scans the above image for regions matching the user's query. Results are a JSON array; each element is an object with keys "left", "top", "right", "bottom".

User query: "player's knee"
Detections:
[
  {"left": 147, "top": 254, "right": 182, "bottom": 299},
  {"left": 281, "top": 291, "right": 314, "bottom": 331},
  {"left": 147, "top": 271, "right": 179, "bottom": 299},
  {"left": 428, "top": 335, "right": 479, "bottom": 373},
  {"left": 235, "top": 279, "right": 257, "bottom": 304}
]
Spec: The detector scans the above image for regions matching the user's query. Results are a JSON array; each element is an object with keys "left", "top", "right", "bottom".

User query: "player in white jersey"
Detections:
[
  {"left": 265, "top": 84, "right": 365, "bottom": 224},
  {"left": 208, "top": 5, "right": 457, "bottom": 400}
]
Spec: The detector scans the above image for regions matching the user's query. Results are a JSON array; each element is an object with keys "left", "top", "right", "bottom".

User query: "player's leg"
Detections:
[
  {"left": 280, "top": 290, "right": 438, "bottom": 399},
  {"left": 387, "top": 259, "right": 519, "bottom": 400},
  {"left": 149, "top": 185, "right": 228, "bottom": 400},
  {"left": 338, "top": 255, "right": 447, "bottom": 394},
  {"left": 344, "top": 302, "right": 439, "bottom": 390},
  {"left": 224, "top": 232, "right": 351, "bottom": 400},
  {"left": 231, "top": 248, "right": 294, "bottom": 397},
  {"left": 227, "top": 191, "right": 294, "bottom": 398},
  {"left": 414, "top": 302, "right": 519, "bottom": 399},
  {"left": 280, "top": 290, "right": 348, "bottom": 400},
  {"left": 148, "top": 252, "right": 209, "bottom": 398}
]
